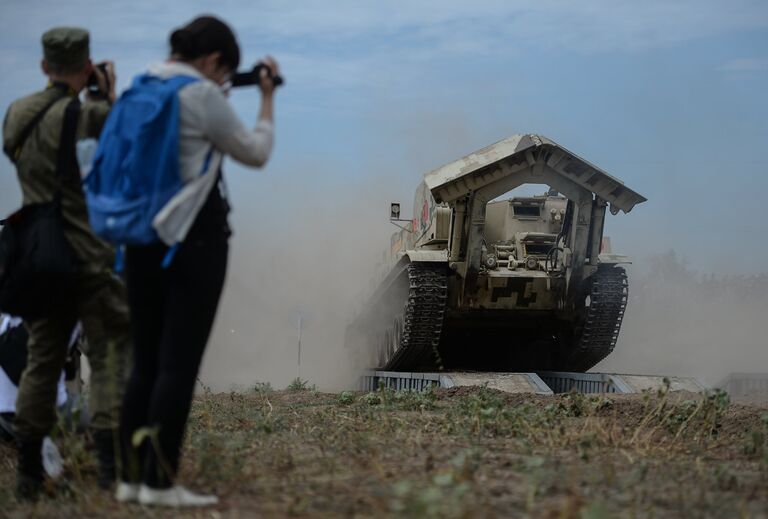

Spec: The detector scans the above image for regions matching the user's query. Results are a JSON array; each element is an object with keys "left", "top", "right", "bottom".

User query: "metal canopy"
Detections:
[{"left": 423, "top": 134, "right": 647, "bottom": 214}]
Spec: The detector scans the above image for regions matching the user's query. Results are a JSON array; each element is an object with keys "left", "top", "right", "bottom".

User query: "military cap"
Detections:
[{"left": 41, "top": 27, "right": 90, "bottom": 67}]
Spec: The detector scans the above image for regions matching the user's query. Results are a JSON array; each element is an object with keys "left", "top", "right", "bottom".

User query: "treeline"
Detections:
[{"left": 630, "top": 251, "right": 768, "bottom": 306}]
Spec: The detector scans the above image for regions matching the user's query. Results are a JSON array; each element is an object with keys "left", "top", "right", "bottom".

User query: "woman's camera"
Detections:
[{"left": 230, "top": 63, "right": 283, "bottom": 88}]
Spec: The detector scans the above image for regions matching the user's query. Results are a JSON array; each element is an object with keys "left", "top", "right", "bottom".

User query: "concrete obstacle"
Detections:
[
  {"left": 360, "top": 370, "right": 709, "bottom": 395},
  {"left": 718, "top": 373, "right": 768, "bottom": 401}
]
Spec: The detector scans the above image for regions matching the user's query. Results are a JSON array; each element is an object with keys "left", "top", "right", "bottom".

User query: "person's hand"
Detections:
[
  {"left": 90, "top": 60, "right": 117, "bottom": 104},
  {"left": 258, "top": 56, "right": 280, "bottom": 96}
]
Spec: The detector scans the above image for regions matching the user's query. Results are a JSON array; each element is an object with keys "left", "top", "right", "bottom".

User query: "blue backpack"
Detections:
[{"left": 84, "top": 74, "right": 199, "bottom": 249}]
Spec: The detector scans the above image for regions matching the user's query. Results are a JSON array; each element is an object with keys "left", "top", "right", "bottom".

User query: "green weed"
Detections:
[
  {"left": 336, "top": 391, "right": 355, "bottom": 405},
  {"left": 287, "top": 378, "right": 313, "bottom": 392},
  {"left": 252, "top": 381, "right": 273, "bottom": 393},
  {"left": 361, "top": 392, "right": 382, "bottom": 406},
  {"left": 378, "top": 386, "right": 437, "bottom": 411}
]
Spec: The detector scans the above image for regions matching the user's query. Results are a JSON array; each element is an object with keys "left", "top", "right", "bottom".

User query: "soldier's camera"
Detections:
[
  {"left": 87, "top": 63, "right": 110, "bottom": 98},
  {"left": 230, "top": 63, "right": 284, "bottom": 88}
]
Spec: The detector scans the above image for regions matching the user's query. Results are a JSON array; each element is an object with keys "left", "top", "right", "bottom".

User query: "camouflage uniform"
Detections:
[{"left": 2, "top": 29, "right": 130, "bottom": 447}]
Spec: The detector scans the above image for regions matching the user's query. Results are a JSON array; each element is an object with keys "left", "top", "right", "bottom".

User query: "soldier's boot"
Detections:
[
  {"left": 93, "top": 429, "right": 117, "bottom": 489},
  {"left": 16, "top": 438, "right": 44, "bottom": 501}
]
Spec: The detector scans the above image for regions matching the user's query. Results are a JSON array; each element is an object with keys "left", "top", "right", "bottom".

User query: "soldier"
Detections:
[{"left": 2, "top": 27, "right": 131, "bottom": 500}]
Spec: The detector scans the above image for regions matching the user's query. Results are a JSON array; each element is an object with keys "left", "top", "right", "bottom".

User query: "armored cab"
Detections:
[{"left": 349, "top": 134, "right": 646, "bottom": 372}]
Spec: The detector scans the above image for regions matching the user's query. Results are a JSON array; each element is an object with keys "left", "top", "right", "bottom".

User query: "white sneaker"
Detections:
[
  {"left": 115, "top": 481, "right": 140, "bottom": 503},
  {"left": 41, "top": 437, "right": 63, "bottom": 479},
  {"left": 138, "top": 484, "right": 219, "bottom": 507}
]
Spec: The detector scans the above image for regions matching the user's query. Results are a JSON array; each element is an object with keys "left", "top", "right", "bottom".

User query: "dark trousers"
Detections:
[{"left": 120, "top": 189, "right": 229, "bottom": 488}]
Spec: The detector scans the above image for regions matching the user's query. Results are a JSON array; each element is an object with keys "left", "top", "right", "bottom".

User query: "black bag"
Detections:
[{"left": 0, "top": 96, "right": 80, "bottom": 319}]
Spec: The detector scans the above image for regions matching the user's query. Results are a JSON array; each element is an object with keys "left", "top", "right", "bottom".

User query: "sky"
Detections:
[
  {"left": 1, "top": 0, "right": 767, "bottom": 272},
  {"left": 1, "top": 1, "right": 767, "bottom": 388}
]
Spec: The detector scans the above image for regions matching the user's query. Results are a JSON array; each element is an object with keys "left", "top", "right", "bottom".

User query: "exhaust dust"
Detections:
[
  {"left": 196, "top": 128, "right": 767, "bottom": 393},
  {"left": 197, "top": 169, "right": 406, "bottom": 392},
  {"left": 598, "top": 251, "right": 768, "bottom": 387}
]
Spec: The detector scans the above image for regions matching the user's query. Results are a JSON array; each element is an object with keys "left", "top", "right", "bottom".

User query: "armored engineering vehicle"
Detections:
[{"left": 348, "top": 134, "right": 646, "bottom": 372}]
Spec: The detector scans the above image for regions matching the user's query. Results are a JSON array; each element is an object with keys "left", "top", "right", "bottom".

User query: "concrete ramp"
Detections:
[
  {"left": 361, "top": 370, "right": 709, "bottom": 395},
  {"left": 538, "top": 371, "right": 708, "bottom": 394},
  {"left": 361, "top": 371, "right": 552, "bottom": 394},
  {"left": 717, "top": 373, "right": 768, "bottom": 397},
  {"left": 617, "top": 374, "right": 708, "bottom": 393},
  {"left": 537, "top": 371, "right": 631, "bottom": 394},
  {"left": 441, "top": 372, "right": 552, "bottom": 394}
]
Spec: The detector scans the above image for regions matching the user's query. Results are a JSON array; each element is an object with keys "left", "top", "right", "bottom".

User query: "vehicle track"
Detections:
[
  {"left": 565, "top": 266, "right": 628, "bottom": 371},
  {"left": 383, "top": 263, "right": 447, "bottom": 370}
]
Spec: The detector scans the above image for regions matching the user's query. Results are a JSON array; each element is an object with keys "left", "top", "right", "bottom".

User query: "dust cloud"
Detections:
[
  {"left": 196, "top": 112, "right": 483, "bottom": 393},
  {"left": 194, "top": 114, "right": 766, "bottom": 393},
  {"left": 198, "top": 171, "right": 768, "bottom": 393},
  {"left": 597, "top": 251, "right": 768, "bottom": 387},
  {"left": 197, "top": 169, "right": 406, "bottom": 392}
]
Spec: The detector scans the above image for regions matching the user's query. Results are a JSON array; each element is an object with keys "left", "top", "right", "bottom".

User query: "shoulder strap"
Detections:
[
  {"left": 165, "top": 74, "right": 199, "bottom": 90},
  {"left": 3, "top": 93, "right": 64, "bottom": 162},
  {"left": 53, "top": 98, "right": 81, "bottom": 202}
]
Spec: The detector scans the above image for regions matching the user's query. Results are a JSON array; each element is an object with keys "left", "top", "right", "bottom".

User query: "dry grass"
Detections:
[{"left": 1, "top": 383, "right": 767, "bottom": 518}]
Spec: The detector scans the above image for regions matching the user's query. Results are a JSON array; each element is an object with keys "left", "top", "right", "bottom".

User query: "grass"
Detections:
[
  {"left": 286, "top": 377, "right": 314, "bottom": 392},
  {"left": 0, "top": 383, "right": 766, "bottom": 518}
]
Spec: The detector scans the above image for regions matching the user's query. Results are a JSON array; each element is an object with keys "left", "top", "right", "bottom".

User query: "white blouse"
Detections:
[{"left": 146, "top": 61, "right": 274, "bottom": 245}]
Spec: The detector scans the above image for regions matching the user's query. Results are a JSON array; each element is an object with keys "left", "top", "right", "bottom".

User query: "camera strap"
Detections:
[{"left": 53, "top": 97, "right": 81, "bottom": 203}]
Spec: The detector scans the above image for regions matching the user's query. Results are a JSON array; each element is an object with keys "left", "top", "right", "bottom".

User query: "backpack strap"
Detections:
[
  {"left": 161, "top": 243, "right": 180, "bottom": 268},
  {"left": 113, "top": 245, "right": 126, "bottom": 273}
]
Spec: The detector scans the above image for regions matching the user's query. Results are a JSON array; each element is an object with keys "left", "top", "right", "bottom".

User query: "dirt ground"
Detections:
[
  {"left": 733, "top": 391, "right": 768, "bottom": 407},
  {"left": 1, "top": 384, "right": 767, "bottom": 518}
]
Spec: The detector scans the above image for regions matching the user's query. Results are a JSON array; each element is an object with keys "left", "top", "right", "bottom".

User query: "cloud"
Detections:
[
  {"left": 247, "top": 0, "right": 768, "bottom": 52},
  {"left": 1, "top": 0, "right": 766, "bottom": 107},
  {"left": 719, "top": 57, "right": 768, "bottom": 72},
  {"left": 2, "top": 0, "right": 767, "bottom": 57}
]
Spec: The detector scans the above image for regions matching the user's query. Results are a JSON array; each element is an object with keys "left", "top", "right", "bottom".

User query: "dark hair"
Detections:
[{"left": 170, "top": 15, "right": 240, "bottom": 71}]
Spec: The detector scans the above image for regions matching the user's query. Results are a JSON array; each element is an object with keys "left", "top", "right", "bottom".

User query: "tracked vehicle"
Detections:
[{"left": 348, "top": 134, "right": 646, "bottom": 372}]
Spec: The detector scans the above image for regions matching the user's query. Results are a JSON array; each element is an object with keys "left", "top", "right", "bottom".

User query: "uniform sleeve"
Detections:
[
  {"left": 79, "top": 100, "right": 111, "bottom": 139},
  {"left": 199, "top": 86, "right": 273, "bottom": 168},
  {"left": 2, "top": 104, "right": 17, "bottom": 160}
]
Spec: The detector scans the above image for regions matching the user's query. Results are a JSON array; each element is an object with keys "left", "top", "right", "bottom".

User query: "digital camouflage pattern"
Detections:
[{"left": 349, "top": 134, "right": 646, "bottom": 372}]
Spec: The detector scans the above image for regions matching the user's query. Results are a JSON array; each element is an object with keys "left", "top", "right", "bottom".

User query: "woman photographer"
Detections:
[{"left": 116, "top": 15, "right": 279, "bottom": 507}]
